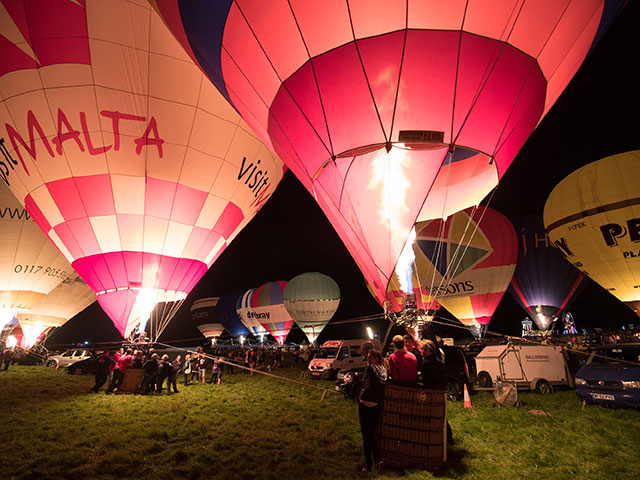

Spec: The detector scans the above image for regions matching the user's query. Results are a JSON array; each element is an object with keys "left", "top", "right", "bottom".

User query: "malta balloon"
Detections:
[
  {"left": 0, "top": 182, "right": 70, "bottom": 331},
  {"left": 509, "top": 215, "right": 585, "bottom": 330},
  {"left": 283, "top": 272, "right": 340, "bottom": 344},
  {"left": 216, "top": 289, "right": 250, "bottom": 338},
  {"left": 250, "top": 281, "right": 294, "bottom": 345},
  {"left": 0, "top": 0, "right": 284, "bottom": 338},
  {"left": 236, "top": 288, "right": 267, "bottom": 341},
  {"left": 153, "top": 0, "right": 620, "bottom": 307},
  {"left": 16, "top": 273, "right": 95, "bottom": 347},
  {"left": 413, "top": 206, "right": 517, "bottom": 336},
  {"left": 544, "top": 151, "right": 640, "bottom": 317}
]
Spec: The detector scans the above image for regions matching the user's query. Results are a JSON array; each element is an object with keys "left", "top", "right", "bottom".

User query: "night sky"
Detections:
[{"left": 47, "top": 2, "right": 640, "bottom": 348}]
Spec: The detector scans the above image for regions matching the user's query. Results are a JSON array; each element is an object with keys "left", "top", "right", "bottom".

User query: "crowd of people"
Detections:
[{"left": 88, "top": 345, "right": 297, "bottom": 395}]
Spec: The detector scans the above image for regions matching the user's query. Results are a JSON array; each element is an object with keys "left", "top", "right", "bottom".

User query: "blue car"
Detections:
[{"left": 575, "top": 343, "right": 640, "bottom": 409}]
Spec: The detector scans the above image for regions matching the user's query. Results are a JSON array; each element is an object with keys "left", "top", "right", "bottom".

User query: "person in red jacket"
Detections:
[
  {"left": 105, "top": 348, "right": 134, "bottom": 394},
  {"left": 388, "top": 335, "right": 417, "bottom": 383}
]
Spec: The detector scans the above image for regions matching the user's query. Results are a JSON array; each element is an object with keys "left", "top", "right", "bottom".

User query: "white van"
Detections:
[
  {"left": 308, "top": 340, "right": 368, "bottom": 379},
  {"left": 475, "top": 342, "right": 573, "bottom": 393}
]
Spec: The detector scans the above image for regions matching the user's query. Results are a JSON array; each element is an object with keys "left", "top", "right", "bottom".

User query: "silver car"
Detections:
[{"left": 46, "top": 349, "right": 92, "bottom": 369}]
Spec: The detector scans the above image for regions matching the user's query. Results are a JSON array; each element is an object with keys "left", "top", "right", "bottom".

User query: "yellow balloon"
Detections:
[{"left": 544, "top": 151, "right": 640, "bottom": 315}]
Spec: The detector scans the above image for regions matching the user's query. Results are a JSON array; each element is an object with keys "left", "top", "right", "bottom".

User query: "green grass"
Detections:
[{"left": 0, "top": 366, "right": 638, "bottom": 480}]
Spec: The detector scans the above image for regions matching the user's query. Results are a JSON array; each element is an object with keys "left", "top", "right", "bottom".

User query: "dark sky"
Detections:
[{"left": 48, "top": 2, "right": 640, "bottom": 348}]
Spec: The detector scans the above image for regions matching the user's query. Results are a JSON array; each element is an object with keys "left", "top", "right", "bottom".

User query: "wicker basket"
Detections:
[{"left": 375, "top": 383, "right": 447, "bottom": 472}]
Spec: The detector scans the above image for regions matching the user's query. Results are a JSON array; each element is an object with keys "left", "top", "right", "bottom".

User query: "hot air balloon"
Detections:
[
  {"left": 412, "top": 206, "right": 518, "bottom": 336},
  {"left": 216, "top": 289, "right": 250, "bottom": 338},
  {"left": 0, "top": 182, "right": 71, "bottom": 331},
  {"left": 250, "top": 281, "right": 293, "bottom": 345},
  {"left": 544, "top": 151, "right": 640, "bottom": 317},
  {"left": 16, "top": 273, "right": 95, "bottom": 347},
  {"left": 283, "top": 272, "right": 340, "bottom": 344},
  {"left": 190, "top": 297, "right": 225, "bottom": 343},
  {"left": 509, "top": 215, "right": 585, "bottom": 331},
  {"left": 236, "top": 288, "right": 267, "bottom": 341},
  {"left": 154, "top": 0, "right": 621, "bottom": 309},
  {"left": 0, "top": 0, "right": 284, "bottom": 339}
]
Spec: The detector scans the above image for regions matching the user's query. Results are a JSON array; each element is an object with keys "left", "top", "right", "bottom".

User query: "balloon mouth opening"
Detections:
[{"left": 96, "top": 287, "right": 187, "bottom": 338}]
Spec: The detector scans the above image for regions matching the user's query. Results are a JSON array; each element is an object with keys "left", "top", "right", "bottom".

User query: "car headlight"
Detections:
[
  {"left": 575, "top": 378, "right": 586, "bottom": 385},
  {"left": 344, "top": 373, "right": 354, "bottom": 383},
  {"left": 621, "top": 380, "right": 640, "bottom": 388}
]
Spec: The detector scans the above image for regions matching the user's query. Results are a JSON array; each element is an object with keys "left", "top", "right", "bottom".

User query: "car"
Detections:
[
  {"left": 335, "top": 345, "right": 471, "bottom": 401},
  {"left": 575, "top": 343, "right": 640, "bottom": 409},
  {"left": 308, "top": 340, "right": 367, "bottom": 380},
  {"left": 65, "top": 354, "right": 102, "bottom": 375},
  {"left": 46, "top": 349, "right": 93, "bottom": 369}
]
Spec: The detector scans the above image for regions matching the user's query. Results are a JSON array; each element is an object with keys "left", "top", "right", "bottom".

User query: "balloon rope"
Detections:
[{"left": 155, "top": 342, "right": 341, "bottom": 399}]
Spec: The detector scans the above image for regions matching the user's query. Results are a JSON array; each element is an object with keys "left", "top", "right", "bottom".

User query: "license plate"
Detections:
[
  {"left": 310, "top": 372, "right": 321, "bottom": 376},
  {"left": 592, "top": 393, "right": 615, "bottom": 400}
]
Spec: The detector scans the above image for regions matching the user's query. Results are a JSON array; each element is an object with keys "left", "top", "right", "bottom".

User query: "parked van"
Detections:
[
  {"left": 308, "top": 340, "right": 367, "bottom": 379},
  {"left": 475, "top": 342, "right": 573, "bottom": 393},
  {"left": 575, "top": 343, "right": 640, "bottom": 409}
]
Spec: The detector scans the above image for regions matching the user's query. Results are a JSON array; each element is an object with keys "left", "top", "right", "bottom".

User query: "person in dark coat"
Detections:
[
  {"left": 421, "top": 340, "right": 453, "bottom": 445},
  {"left": 156, "top": 354, "right": 172, "bottom": 393},
  {"left": 420, "top": 340, "right": 445, "bottom": 387},
  {"left": 136, "top": 353, "right": 159, "bottom": 394},
  {"left": 92, "top": 351, "right": 115, "bottom": 393},
  {"left": 358, "top": 349, "right": 388, "bottom": 473}
]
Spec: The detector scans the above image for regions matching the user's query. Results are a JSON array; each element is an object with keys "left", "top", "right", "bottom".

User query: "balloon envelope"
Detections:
[
  {"left": 283, "top": 272, "right": 340, "bottom": 344},
  {"left": 544, "top": 151, "right": 640, "bottom": 317},
  {"left": 154, "top": 0, "right": 618, "bottom": 307},
  {"left": 236, "top": 288, "right": 266, "bottom": 340},
  {"left": 216, "top": 289, "right": 250, "bottom": 338},
  {"left": 251, "top": 281, "right": 293, "bottom": 344},
  {"left": 17, "top": 273, "right": 95, "bottom": 331},
  {"left": 0, "top": 0, "right": 284, "bottom": 338},
  {"left": 509, "top": 215, "right": 585, "bottom": 330},
  {"left": 0, "top": 182, "right": 70, "bottom": 329},
  {"left": 413, "top": 206, "right": 518, "bottom": 335}
]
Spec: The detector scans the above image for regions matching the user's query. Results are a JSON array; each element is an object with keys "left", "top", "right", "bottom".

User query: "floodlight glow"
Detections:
[{"left": 366, "top": 327, "right": 374, "bottom": 340}]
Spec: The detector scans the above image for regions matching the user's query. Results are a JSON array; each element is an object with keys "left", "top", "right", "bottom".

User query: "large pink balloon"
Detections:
[{"left": 154, "top": 0, "right": 618, "bottom": 306}]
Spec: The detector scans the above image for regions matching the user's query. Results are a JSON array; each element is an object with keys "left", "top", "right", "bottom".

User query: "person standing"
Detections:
[
  {"left": 403, "top": 334, "right": 423, "bottom": 373},
  {"left": 168, "top": 355, "right": 182, "bottom": 393},
  {"left": 358, "top": 349, "right": 387, "bottom": 473},
  {"left": 137, "top": 353, "right": 159, "bottom": 394},
  {"left": 92, "top": 351, "right": 115, "bottom": 393},
  {"left": 198, "top": 354, "right": 207, "bottom": 384},
  {"left": 209, "top": 357, "right": 221, "bottom": 385},
  {"left": 182, "top": 354, "right": 192, "bottom": 386},
  {"left": 2, "top": 347, "right": 14, "bottom": 371},
  {"left": 156, "top": 354, "right": 172, "bottom": 393},
  {"left": 105, "top": 348, "right": 134, "bottom": 394},
  {"left": 420, "top": 340, "right": 454, "bottom": 445},
  {"left": 388, "top": 335, "right": 417, "bottom": 383}
]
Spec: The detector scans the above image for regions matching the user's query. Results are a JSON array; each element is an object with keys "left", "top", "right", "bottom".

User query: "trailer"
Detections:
[{"left": 475, "top": 342, "right": 574, "bottom": 393}]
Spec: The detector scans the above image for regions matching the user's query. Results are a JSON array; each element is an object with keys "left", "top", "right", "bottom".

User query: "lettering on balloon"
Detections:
[
  {"left": 0, "top": 206, "right": 30, "bottom": 221},
  {"left": 552, "top": 237, "right": 574, "bottom": 258},
  {"left": 623, "top": 250, "right": 640, "bottom": 259},
  {"left": 423, "top": 281, "right": 474, "bottom": 297},
  {"left": 0, "top": 137, "right": 20, "bottom": 186},
  {"left": 238, "top": 157, "right": 270, "bottom": 200},
  {"left": 600, "top": 218, "right": 640, "bottom": 247},
  {"left": 246, "top": 311, "right": 270, "bottom": 320},
  {"left": 1, "top": 109, "right": 165, "bottom": 184}
]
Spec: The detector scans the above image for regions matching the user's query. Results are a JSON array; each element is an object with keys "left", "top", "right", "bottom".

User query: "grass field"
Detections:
[{"left": 0, "top": 365, "right": 638, "bottom": 480}]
